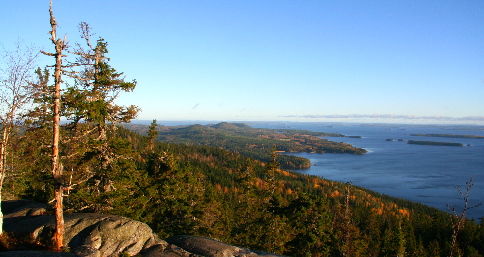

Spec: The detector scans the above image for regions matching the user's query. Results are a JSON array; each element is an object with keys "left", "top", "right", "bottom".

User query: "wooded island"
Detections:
[
  {"left": 407, "top": 140, "right": 464, "bottom": 147},
  {"left": 411, "top": 133, "right": 484, "bottom": 139}
]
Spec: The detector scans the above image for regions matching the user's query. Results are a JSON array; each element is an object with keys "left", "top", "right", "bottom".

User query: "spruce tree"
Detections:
[
  {"left": 58, "top": 23, "right": 140, "bottom": 213},
  {"left": 147, "top": 119, "right": 158, "bottom": 151}
]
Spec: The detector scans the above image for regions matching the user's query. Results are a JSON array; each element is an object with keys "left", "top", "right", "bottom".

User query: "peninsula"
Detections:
[{"left": 124, "top": 122, "right": 366, "bottom": 169}]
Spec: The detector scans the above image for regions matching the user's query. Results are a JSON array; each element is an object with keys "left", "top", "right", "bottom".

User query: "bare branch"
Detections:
[{"left": 447, "top": 176, "right": 482, "bottom": 257}]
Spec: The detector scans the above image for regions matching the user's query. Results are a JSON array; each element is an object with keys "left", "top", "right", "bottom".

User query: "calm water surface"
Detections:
[{"left": 250, "top": 122, "right": 484, "bottom": 219}]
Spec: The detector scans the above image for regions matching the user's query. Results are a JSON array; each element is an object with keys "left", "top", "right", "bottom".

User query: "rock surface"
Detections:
[
  {"left": 142, "top": 237, "right": 285, "bottom": 257},
  {"left": 164, "top": 235, "right": 258, "bottom": 257},
  {"left": 0, "top": 252, "right": 80, "bottom": 257},
  {"left": 140, "top": 243, "right": 202, "bottom": 257},
  {"left": 167, "top": 235, "right": 285, "bottom": 257},
  {"left": 1, "top": 200, "right": 285, "bottom": 257},
  {"left": 2, "top": 200, "right": 51, "bottom": 218},
  {"left": 4, "top": 213, "right": 162, "bottom": 256}
]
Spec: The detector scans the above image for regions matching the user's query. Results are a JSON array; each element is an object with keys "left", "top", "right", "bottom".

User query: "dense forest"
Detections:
[{"left": 1, "top": 3, "right": 483, "bottom": 256}]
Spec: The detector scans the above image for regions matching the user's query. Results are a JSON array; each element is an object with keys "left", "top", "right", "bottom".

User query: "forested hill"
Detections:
[{"left": 123, "top": 122, "right": 367, "bottom": 169}]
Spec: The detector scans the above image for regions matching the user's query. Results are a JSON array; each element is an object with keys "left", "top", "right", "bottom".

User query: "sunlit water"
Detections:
[{"left": 250, "top": 122, "right": 484, "bottom": 219}]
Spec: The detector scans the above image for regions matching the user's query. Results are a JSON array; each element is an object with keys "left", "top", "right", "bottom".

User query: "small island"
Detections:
[
  {"left": 411, "top": 134, "right": 484, "bottom": 139},
  {"left": 407, "top": 140, "right": 464, "bottom": 147}
]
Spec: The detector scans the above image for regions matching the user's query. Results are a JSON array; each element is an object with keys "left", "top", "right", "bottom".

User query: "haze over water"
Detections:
[{"left": 250, "top": 122, "right": 484, "bottom": 219}]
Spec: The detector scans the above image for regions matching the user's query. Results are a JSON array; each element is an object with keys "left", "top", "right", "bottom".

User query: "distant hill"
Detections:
[{"left": 123, "top": 122, "right": 367, "bottom": 169}]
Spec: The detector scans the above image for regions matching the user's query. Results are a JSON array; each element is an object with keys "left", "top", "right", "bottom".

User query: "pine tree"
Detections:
[{"left": 147, "top": 119, "right": 158, "bottom": 151}]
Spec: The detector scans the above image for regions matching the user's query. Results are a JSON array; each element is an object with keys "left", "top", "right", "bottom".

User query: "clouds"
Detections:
[{"left": 283, "top": 114, "right": 484, "bottom": 123}]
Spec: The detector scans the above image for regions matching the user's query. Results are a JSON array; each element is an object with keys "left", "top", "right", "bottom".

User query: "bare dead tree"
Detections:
[
  {"left": 41, "top": 1, "right": 69, "bottom": 251},
  {"left": 447, "top": 176, "right": 482, "bottom": 257},
  {"left": 0, "top": 42, "right": 39, "bottom": 235}
]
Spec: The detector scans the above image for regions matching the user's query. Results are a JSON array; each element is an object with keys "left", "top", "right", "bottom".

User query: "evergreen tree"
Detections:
[
  {"left": 283, "top": 194, "right": 332, "bottom": 256},
  {"left": 147, "top": 119, "right": 158, "bottom": 152},
  {"left": 12, "top": 68, "right": 53, "bottom": 204},
  {"left": 231, "top": 160, "right": 263, "bottom": 248},
  {"left": 144, "top": 151, "right": 205, "bottom": 237},
  {"left": 59, "top": 22, "right": 140, "bottom": 211}
]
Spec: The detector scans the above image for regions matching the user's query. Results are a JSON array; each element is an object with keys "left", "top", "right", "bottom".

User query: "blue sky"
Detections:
[{"left": 1, "top": 1, "right": 483, "bottom": 124}]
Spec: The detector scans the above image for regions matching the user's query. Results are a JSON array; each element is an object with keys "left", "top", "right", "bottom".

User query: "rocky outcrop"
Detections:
[
  {"left": 140, "top": 235, "right": 286, "bottom": 256},
  {"left": 0, "top": 252, "right": 80, "bottom": 257},
  {"left": 4, "top": 213, "right": 161, "bottom": 256},
  {"left": 2, "top": 200, "right": 51, "bottom": 218},
  {"left": 162, "top": 235, "right": 284, "bottom": 257},
  {"left": 140, "top": 243, "right": 201, "bottom": 257},
  {"left": 1, "top": 200, "right": 285, "bottom": 257}
]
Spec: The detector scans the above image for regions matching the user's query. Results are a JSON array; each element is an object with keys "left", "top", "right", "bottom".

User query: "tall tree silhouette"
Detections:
[{"left": 40, "top": 1, "right": 69, "bottom": 251}]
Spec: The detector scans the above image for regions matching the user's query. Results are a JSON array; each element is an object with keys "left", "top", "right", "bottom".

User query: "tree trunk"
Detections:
[
  {"left": 48, "top": 1, "right": 66, "bottom": 251},
  {"left": 0, "top": 125, "right": 9, "bottom": 235},
  {"left": 51, "top": 58, "right": 64, "bottom": 250},
  {"left": 0, "top": 110, "right": 17, "bottom": 236}
]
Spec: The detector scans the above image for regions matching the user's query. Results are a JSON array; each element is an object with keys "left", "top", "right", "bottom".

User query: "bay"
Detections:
[{"left": 249, "top": 122, "right": 484, "bottom": 219}]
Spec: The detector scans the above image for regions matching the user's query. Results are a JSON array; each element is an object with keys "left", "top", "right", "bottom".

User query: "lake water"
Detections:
[{"left": 249, "top": 122, "right": 484, "bottom": 219}]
